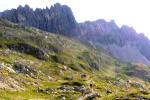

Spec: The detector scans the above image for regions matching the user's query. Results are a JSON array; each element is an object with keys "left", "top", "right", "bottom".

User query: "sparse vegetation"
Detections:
[{"left": 0, "top": 19, "right": 150, "bottom": 100}]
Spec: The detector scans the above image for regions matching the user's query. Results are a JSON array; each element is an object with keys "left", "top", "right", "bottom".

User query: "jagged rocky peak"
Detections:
[
  {"left": 0, "top": 3, "right": 78, "bottom": 36},
  {"left": 119, "top": 25, "right": 139, "bottom": 41},
  {"left": 80, "top": 19, "right": 119, "bottom": 35},
  {"left": 109, "top": 20, "right": 119, "bottom": 30},
  {"left": 121, "top": 25, "right": 137, "bottom": 34},
  {"left": 47, "top": 3, "right": 78, "bottom": 36},
  {"left": 17, "top": 5, "right": 31, "bottom": 10},
  {"left": 79, "top": 19, "right": 120, "bottom": 41},
  {"left": 138, "top": 33, "right": 148, "bottom": 40},
  {"left": 78, "top": 18, "right": 150, "bottom": 65}
]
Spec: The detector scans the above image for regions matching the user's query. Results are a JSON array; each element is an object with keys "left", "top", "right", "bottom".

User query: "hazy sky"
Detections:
[{"left": 0, "top": 0, "right": 150, "bottom": 38}]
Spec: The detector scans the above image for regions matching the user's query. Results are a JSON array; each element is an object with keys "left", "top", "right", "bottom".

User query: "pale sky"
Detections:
[{"left": 0, "top": 0, "right": 150, "bottom": 38}]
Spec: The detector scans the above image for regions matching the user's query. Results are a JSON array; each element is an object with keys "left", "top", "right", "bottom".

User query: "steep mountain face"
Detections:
[
  {"left": 1, "top": 4, "right": 150, "bottom": 66},
  {"left": 0, "top": 3, "right": 78, "bottom": 36},
  {"left": 79, "top": 20, "right": 150, "bottom": 65},
  {"left": 79, "top": 20, "right": 119, "bottom": 41}
]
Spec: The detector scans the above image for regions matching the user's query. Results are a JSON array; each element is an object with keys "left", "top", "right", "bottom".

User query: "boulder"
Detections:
[
  {"left": 13, "top": 63, "right": 37, "bottom": 77},
  {"left": 86, "top": 93, "right": 101, "bottom": 100},
  {"left": 106, "top": 90, "right": 112, "bottom": 94}
]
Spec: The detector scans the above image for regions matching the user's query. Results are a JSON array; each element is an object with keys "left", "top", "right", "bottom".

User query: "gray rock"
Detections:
[
  {"left": 0, "top": 3, "right": 78, "bottom": 37},
  {"left": 86, "top": 93, "right": 101, "bottom": 100},
  {"left": 6, "top": 43, "right": 47, "bottom": 60},
  {"left": 79, "top": 19, "right": 150, "bottom": 66},
  {"left": 13, "top": 63, "right": 37, "bottom": 77},
  {"left": 106, "top": 90, "right": 112, "bottom": 94}
]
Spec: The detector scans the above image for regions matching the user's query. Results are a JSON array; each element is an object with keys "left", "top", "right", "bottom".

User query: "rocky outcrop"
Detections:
[
  {"left": 0, "top": 3, "right": 78, "bottom": 36},
  {"left": 13, "top": 63, "right": 37, "bottom": 77},
  {"left": 4, "top": 43, "right": 47, "bottom": 60}
]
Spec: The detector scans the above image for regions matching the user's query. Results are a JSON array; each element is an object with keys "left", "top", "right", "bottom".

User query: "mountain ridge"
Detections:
[
  {"left": 0, "top": 3, "right": 79, "bottom": 36},
  {"left": 1, "top": 3, "right": 150, "bottom": 66}
]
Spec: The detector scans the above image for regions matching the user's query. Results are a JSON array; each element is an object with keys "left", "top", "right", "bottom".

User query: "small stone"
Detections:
[
  {"left": 6, "top": 67, "right": 16, "bottom": 73},
  {"left": 62, "top": 96, "right": 66, "bottom": 100},
  {"left": 106, "top": 90, "right": 112, "bottom": 94},
  {"left": 86, "top": 93, "right": 101, "bottom": 100},
  {"left": 81, "top": 74, "right": 87, "bottom": 78},
  {"left": 48, "top": 76, "right": 55, "bottom": 81},
  {"left": 63, "top": 66, "right": 67, "bottom": 70}
]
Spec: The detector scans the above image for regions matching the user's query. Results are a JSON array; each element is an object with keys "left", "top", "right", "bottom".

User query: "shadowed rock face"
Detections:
[
  {"left": 5, "top": 43, "right": 47, "bottom": 60},
  {"left": 0, "top": 3, "right": 78, "bottom": 36},
  {"left": 79, "top": 20, "right": 138, "bottom": 45},
  {"left": 79, "top": 20, "right": 119, "bottom": 41}
]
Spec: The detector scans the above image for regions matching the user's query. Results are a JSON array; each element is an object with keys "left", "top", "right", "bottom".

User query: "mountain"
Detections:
[
  {"left": 1, "top": 4, "right": 150, "bottom": 66},
  {"left": 79, "top": 20, "right": 150, "bottom": 65},
  {"left": 0, "top": 4, "right": 150, "bottom": 99},
  {"left": 0, "top": 3, "right": 78, "bottom": 36},
  {"left": 0, "top": 17, "right": 150, "bottom": 100}
]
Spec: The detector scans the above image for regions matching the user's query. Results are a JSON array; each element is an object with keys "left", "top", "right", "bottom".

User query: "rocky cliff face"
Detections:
[
  {"left": 79, "top": 20, "right": 120, "bottom": 41},
  {"left": 79, "top": 20, "right": 138, "bottom": 45},
  {"left": 0, "top": 3, "right": 78, "bottom": 36},
  {"left": 79, "top": 20, "right": 150, "bottom": 65}
]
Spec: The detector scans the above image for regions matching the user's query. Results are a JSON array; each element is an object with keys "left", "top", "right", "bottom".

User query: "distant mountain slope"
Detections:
[
  {"left": 79, "top": 20, "right": 150, "bottom": 65},
  {"left": 1, "top": 3, "right": 150, "bottom": 65}
]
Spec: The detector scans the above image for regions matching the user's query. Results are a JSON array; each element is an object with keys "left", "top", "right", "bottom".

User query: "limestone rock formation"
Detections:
[
  {"left": 0, "top": 3, "right": 78, "bottom": 36},
  {"left": 79, "top": 20, "right": 150, "bottom": 65}
]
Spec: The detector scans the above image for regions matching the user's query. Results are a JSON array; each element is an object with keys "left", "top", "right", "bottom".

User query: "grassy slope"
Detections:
[{"left": 0, "top": 19, "right": 150, "bottom": 99}]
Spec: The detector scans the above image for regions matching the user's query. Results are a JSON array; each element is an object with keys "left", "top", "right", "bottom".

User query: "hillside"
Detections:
[{"left": 0, "top": 18, "right": 150, "bottom": 99}]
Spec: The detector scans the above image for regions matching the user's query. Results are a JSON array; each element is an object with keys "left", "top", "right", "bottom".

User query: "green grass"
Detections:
[{"left": 0, "top": 19, "right": 150, "bottom": 99}]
